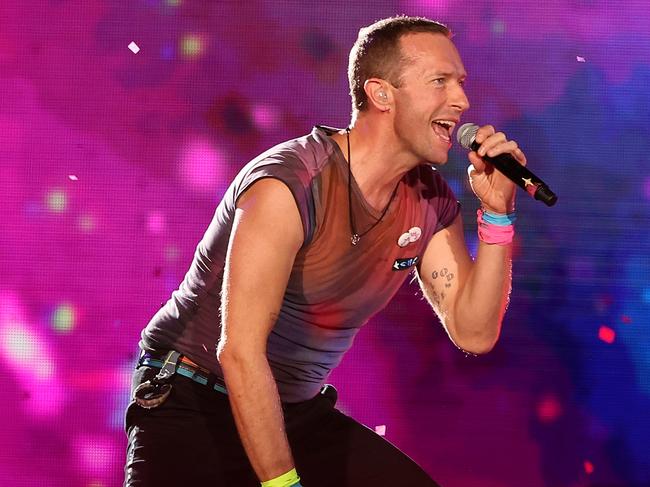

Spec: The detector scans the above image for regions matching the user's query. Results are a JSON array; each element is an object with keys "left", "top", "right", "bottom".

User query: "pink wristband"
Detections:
[{"left": 477, "top": 208, "right": 515, "bottom": 245}]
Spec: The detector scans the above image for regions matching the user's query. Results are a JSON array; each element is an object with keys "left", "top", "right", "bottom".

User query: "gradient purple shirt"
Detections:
[{"left": 141, "top": 126, "right": 460, "bottom": 402}]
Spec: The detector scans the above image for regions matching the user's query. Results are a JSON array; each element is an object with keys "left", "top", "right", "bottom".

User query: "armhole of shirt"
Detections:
[{"left": 234, "top": 171, "right": 315, "bottom": 247}]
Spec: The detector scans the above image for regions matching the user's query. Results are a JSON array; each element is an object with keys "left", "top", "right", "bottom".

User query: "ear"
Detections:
[{"left": 363, "top": 79, "right": 392, "bottom": 112}]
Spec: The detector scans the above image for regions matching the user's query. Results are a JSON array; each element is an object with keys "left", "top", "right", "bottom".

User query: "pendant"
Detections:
[{"left": 351, "top": 234, "right": 360, "bottom": 246}]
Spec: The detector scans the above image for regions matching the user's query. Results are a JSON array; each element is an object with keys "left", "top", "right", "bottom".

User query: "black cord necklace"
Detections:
[{"left": 346, "top": 128, "right": 399, "bottom": 246}]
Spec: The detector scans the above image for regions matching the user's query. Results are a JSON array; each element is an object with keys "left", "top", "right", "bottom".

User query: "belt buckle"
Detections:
[
  {"left": 133, "top": 350, "right": 181, "bottom": 409},
  {"left": 134, "top": 380, "right": 172, "bottom": 409}
]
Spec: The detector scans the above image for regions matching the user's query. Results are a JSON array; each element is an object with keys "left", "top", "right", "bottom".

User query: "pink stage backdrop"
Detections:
[{"left": 1, "top": 1, "right": 649, "bottom": 486}]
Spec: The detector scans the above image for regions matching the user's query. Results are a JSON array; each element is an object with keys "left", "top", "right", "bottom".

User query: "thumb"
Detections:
[{"left": 468, "top": 151, "right": 489, "bottom": 173}]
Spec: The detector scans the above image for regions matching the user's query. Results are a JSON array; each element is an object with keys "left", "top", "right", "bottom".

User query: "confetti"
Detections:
[
  {"left": 621, "top": 315, "right": 632, "bottom": 324},
  {"left": 128, "top": 42, "right": 140, "bottom": 54},
  {"left": 68, "top": 175, "right": 78, "bottom": 181},
  {"left": 598, "top": 325, "right": 615, "bottom": 344},
  {"left": 576, "top": 56, "right": 586, "bottom": 63},
  {"left": 374, "top": 425, "right": 386, "bottom": 436},
  {"left": 584, "top": 460, "right": 594, "bottom": 474},
  {"left": 202, "top": 344, "right": 209, "bottom": 353}
]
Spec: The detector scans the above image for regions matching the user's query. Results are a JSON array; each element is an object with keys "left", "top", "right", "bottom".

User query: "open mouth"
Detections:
[{"left": 432, "top": 120, "right": 456, "bottom": 143}]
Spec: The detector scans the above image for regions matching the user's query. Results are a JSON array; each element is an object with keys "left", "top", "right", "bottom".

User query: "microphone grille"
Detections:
[{"left": 457, "top": 123, "right": 479, "bottom": 149}]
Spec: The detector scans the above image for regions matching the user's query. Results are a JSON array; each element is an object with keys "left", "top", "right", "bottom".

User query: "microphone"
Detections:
[{"left": 457, "top": 123, "right": 557, "bottom": 207}]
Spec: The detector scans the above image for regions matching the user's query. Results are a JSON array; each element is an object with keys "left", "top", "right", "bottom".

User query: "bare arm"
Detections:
[
  {"left": 417, "top": 125, "right": 525, "bottom": 354},
  {"left": 417, "top": 213, "right": 512, "bottom": 355},
  {"left": 217, "top": 178, "right": 303, "bottom": 481}
]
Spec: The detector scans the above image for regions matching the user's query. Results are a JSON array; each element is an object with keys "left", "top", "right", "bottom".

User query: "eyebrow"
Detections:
[{"left": 430, "top": 71, "right": 467, "bottom": 78}]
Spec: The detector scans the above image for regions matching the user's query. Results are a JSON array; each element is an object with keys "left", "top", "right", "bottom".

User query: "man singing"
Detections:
[{"left": 124, "top": 15, "right": 526, "bottom": 487}]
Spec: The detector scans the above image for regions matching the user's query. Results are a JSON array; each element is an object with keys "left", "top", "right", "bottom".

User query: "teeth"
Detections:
[{"left": 434, "top": 120, "right": 454, "bottom": 128}]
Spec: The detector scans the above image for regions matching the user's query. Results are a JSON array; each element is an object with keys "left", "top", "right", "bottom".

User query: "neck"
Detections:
[{"left": 331, "top": 115, "right": 418, "bottom": 211}]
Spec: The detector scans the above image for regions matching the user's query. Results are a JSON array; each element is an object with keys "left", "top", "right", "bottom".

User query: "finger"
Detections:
[
  {"left": 485, "top": 142, "right": 528, "bottom": 166},
  {"left": 468, "top": 151, "right": 488, "bottom": 173},
  {"left": 474, "top": 125, "right": 495, "bottom": 145},
  {"left": 476, "top": 132, "right": 507, "bottom": 157},
  {"left": 513, "top": 147, "right": 527, "bottom": 165},
  {"left": 484, "top": 140, "right": 518, "bottom": 158},
  {"left": 479, "top": 140, "right": 528, "bottom": 167},
  {"left": 467, "top": 161, "right": 479, "bottom": 181}
]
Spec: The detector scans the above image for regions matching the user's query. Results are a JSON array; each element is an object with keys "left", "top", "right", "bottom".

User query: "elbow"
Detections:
[
  {"left": 216, "top": 342, "right": 230, "bottom": 365},
  {"left": 452, "top": 325, "right": 501, "bottom": 355},
  {"left": 216, "top": 341, "right": 241, "bottom": 367},
  {"left": 216, "top": 340, "right": 264, "bottom": 368},
  {"left": 448, "top": 299, "right": 505, "bottom": 355},
  {"left": 458, "top": 338, "right": 497, "bottom": 355},
  {"left": 216, "top": 346, "right": 247, "bottom": 379},
  {"left": 216, "top": 338, "right": 229, "bottom": 363}
]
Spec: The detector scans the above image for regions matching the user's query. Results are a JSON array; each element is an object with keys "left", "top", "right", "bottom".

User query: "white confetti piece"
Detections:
[
  {"left": 68, "top": 175, "right": 78, "bottom": 181},
  {"left": 202, "top": 344, "right": 208, "bottom": 353},
  {"left": 128, "top": 42, "right": 140, "bottom": 54},
  {"left": 374, "top": 425, "right": 386, "bottom": 436},
  {"left": 576, "top": 56, "right": 586, "bottom": 63}
]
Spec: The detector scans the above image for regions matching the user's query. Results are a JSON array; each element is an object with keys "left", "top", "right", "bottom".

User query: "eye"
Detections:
[{"left": 432, "top": 77, "right": 446, "bottom": 86}]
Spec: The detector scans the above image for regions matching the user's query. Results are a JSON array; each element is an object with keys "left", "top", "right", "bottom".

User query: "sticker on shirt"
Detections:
[
  {"left": 397, "top": 226, "right": 422, "bottom": 247},
  {"left": 392, "top": 256, "right": 419, "bottom": 271}
]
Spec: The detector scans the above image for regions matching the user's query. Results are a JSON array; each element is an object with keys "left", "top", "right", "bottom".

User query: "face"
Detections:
[{"left": 389, "top": 33, "right": 470, "bottom": 164}]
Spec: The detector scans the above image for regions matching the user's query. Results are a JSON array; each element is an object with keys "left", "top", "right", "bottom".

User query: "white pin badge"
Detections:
[
  {"left": 408, "top": 226, "right": 422, "bottom": 243},
  {"left": 397, "top": 232, "right": 411, "bottom": 247}
]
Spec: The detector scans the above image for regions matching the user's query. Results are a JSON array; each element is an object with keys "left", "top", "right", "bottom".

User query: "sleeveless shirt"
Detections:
[{"left": 140, "top": 126, "right": 460, "bottom": 402}]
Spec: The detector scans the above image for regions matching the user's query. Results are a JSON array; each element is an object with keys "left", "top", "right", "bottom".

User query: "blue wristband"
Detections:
[{"left": 481, "top": 208, "right": 516, "bottom": 226}]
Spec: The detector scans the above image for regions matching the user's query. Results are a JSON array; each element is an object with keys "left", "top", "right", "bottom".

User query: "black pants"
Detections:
[{"left": 124, "top": 365, "right": 440, "bottom": 486}]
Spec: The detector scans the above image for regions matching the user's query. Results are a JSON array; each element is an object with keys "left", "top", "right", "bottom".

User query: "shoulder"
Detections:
[
  {"left": 245, "top": 126, "right": 338, "bottom": 180},
  {"left": 226, "top": 127, "right": 339, "bottom": 245}
]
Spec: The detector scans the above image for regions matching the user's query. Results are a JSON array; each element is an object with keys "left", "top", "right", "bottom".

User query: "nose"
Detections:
[{"left": 451, "top": 83, "right": 470, "bottom": 112}]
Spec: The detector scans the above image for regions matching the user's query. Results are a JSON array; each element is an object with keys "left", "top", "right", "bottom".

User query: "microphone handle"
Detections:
[{"left": 470, "top": 141, "right": 558, "bottom": 207}]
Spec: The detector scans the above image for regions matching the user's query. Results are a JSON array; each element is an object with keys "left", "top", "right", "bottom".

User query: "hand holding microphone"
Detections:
[{"left": 457, "top": 123, "right": 557, "bottom": 208}]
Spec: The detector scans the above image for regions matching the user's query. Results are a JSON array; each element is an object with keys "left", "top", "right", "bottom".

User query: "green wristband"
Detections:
[{"left": 261, "top": 468, "right": 301, "bottom": 487}]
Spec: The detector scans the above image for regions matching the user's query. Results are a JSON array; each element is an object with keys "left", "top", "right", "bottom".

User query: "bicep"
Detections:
[
  {"left": 416, "top": 213, "right": 473, "bottom": 328},
  {"left": 219, "top": 178, "right": 304, "bottom": 356}
]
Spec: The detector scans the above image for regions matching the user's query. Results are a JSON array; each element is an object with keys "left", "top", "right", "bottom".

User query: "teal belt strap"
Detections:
[{"left": 140, "top": 357, "right": 228, "bottom": 395}]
